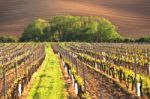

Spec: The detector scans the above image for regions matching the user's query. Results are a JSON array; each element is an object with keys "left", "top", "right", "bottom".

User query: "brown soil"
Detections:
[
  {"left": 59, "top": 58, "right": 78, "bottom": 99},
  {"left": 19, "top": 63, "right": 43, "bottom": 99},
  {"left": 0, "top": 62, "right": 32, "bottom": 98},
  {"left": 0, "top": 64, "right": 24, "bottom": 97},
  {"left": 0, "top": 0, "right": 149, "bottom": 38},
  {"left": 85, "top": 66, "right": 137, "bottom": 99}
]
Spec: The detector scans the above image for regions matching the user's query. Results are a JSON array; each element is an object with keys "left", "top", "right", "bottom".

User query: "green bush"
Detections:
[
  {"left": 135, "top": 36, "right": 150, "bottom": 43},
  {"left": 0, "top": 36, "right": 17, "bottom": 42}
]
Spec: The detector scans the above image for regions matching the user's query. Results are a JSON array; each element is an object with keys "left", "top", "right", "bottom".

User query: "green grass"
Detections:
[{"left": 27, "top": 44, "right": 66, "bottom": 99}]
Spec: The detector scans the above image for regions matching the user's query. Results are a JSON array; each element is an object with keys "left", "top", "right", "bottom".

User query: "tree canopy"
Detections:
[
  {"left": 20, "top": 19, "right": 49, "bottom": 42},
  {"left": 20, "top": 15, "right": 122, "bottom": 42}
]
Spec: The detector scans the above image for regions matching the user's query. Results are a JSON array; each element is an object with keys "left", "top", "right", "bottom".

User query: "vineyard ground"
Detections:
[
  {"left": 1, "top": 42, "right": 149, "bottom": 99},
  {"left": 26, "top": 44, "right": 66, "bottom": 99}
]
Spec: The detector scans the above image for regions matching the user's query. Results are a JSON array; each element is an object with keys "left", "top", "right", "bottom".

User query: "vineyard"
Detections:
[
  {"left": 0, "top": 43, "right": 45, "bottom": 99},
  {"left": 52, "top": 42, "right": 150, "bottom": 99},
  {"left": 0, "top": 42, "right": 150, "bottom": 99}
]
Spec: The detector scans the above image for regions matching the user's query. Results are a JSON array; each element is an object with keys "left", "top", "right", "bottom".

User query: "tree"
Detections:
[
  {"left": 20, "top": 15, "right": 122, "bottom": 42},
  {"left": 19, "top": 19, "right": 49, "bottom": 42},
  {"left": 97, "top": 18, "right": 121, "bottom": 42}
]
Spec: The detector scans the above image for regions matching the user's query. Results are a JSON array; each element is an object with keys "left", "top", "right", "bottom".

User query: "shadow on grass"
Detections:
[
  {"left": 32, "top": 72, "right": 54, "bottom": 99},
  {"left": 33, "top": 92, "right": 40, "bottom": 99}
]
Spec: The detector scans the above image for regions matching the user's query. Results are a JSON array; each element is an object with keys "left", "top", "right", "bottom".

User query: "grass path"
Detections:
[{"left": 27, "top": 44, "right": 66, "bottom": 99}]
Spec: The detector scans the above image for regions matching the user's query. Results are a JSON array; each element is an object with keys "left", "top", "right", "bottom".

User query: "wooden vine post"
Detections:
[
  {"left": 76, "top": 59, "right": 79, "bottom": 75},
  {"left": 23, "top": 53, "right": 27, "bottom": 75},
  {"left": 2, "top": 52, "right": 6, "bottom": 99},
  {"left": 2, "top": 66, "right": 6, "bottom": 99},
  {"left": 15, "top": 53, "right": 18, "bottom": 79},
  {"left": 28, "top": 52, "right": 32, "bottom": 81},
  {"left": 118, "top": 48, "right": 121, "bottom": 66},
  {"left": 100, "top": 89, "right": 104, "bottom": 99},
  {"left": 82, "top": 64, "right": 86, "bottom": 93},
  {"left": 133, "top": 48, "right": 138, "bottom": 95},
  {"left": 30, "top": 53, "right": 33, "bottom": 70},
  {"left": 147, "top": 49, "right": 150, "bottom": 75}
]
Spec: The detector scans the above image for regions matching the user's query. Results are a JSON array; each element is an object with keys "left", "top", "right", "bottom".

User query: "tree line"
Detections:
[{"left": 0, "top": 15, "right": 149, "bottom": 43}]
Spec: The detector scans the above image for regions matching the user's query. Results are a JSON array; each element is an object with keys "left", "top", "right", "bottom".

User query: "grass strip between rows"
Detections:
[{"left": 27, "top": 44, "right": 66, "bottom": 99}]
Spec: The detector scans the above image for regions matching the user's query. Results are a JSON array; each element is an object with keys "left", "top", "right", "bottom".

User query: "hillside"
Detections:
[{"left": 0, "top": 0, "right": 149, "bottom": 38}]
